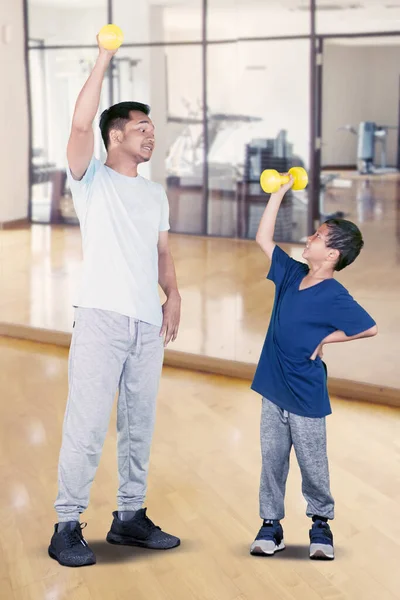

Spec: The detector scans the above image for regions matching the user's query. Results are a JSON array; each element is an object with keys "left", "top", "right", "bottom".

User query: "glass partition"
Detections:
[{"left": 207, "top": 39, "right": 311, "bottom": 242}]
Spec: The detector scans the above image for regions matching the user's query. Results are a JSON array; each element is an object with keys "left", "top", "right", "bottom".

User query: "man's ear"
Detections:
[{"left": 109, "top": 128, "right": 123, "bottom": 146}]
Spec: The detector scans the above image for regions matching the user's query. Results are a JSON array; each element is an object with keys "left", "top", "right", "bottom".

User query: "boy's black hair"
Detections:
[
  {"left": 324, "top": 218, "right": 364, "bottom": 271},
  {"left": 99, "top": 101, "right": 151, "bottom": 149}
]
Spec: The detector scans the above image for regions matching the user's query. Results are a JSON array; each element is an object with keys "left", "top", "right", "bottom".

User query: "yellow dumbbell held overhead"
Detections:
[
  {"left": 98, "top": 24, "right": 124, "bottom": 51},
  {"left": 260, "top": 167, "right": 308, "bottom": 194}
]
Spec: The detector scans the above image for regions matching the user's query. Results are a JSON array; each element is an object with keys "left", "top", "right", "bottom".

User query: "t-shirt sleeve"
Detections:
[
  {"left": 267, "top": 244, "right": 305, "bottom": 287},
  {"left": 66, "top": 156, "right": 100, "bottom": 220},
  {"left": 330, "top": 291, "right": 376, "bottom": 336},
  {"left": 159, "top": 187, "right": 170, "bottom": 232}
]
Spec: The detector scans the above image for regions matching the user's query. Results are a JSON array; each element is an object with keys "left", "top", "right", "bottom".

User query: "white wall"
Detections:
[
  {"left": 164, "top": 3, "right": 400, "bottom": 42},
  {"left": 163, "top": 38, "right": 311, "bottom": 177},
  {"left": 206, "top": 40, "right": 311, "bottom": 167},
  {"left": 322, "top": 43, "right": 400, "bottom": 167},
  {"left": 149, "top": 7, "right": 167, "bottom": 187},
  {"left": 316, "top": 5, "right": 400, "bottom": 35},
  {"left": 0, "top": 0, "right": 29, "bottom": 223},
  {"left": 29, "top": 5, "right": 103, "bottom": 45}
]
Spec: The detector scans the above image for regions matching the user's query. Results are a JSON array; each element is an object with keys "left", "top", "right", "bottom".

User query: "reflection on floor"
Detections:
[
  {"left": 0, "top": 337, "right": 399, "bottom": 600},
  {"left": 2, "top": 172, "right": 399, "bottom": 389}
]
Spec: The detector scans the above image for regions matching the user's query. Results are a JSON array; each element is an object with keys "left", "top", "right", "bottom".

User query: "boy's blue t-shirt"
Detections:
[{"left": 251, "top": 245, "right": 376, "bottom": 418}]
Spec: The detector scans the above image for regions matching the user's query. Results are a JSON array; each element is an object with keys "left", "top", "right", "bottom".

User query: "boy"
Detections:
[{"left": 250, "top": 176, "right": 377, "bottom": 560}]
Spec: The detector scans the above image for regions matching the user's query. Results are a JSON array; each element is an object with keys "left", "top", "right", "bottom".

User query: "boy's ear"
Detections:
[{"left": 327, "top": 248, "right": 340, "bottom": 264}]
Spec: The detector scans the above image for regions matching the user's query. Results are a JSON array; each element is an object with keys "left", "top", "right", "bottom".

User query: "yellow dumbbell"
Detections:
[
  {"left": 98, "top": 24, "right": 124, "bottom": 51},
  {"left": 260, "top": 167, "right": 308, "bottom": 194}
]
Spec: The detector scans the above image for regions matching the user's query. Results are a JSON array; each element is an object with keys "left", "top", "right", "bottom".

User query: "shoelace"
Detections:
[
  {"left": 62, "top": 522, "right": 88, "bottom": 548},
  {"left": 143, "top": 510, "right": 161, "bottom": 532}
]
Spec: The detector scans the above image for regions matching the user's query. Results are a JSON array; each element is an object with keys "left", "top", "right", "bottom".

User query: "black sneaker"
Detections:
[
  {"left": 48, "top": 522, "right": 96, "bottom": 567},
  {"left": 250, "top": 520, "right": 285, "bottom": 556},
  {"left": 309, "top": 519, "right": 334, "bottom": 560},
  {"left": 106, "top": 508, "right": 180, "bottom": 550}
]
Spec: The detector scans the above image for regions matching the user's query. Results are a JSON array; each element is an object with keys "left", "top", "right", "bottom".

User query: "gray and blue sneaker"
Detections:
[
  {"left": 48, "top": 522, "right": 96, "bottom": 567},
  {"left": 309, "top": 519, "right": 334, "bottom": 560},
  {"left": 250, "top": 520, "right": 285, "bottom": 556},
  {"left": 106, "top": 508, "right": 180, "bottom": 550}
]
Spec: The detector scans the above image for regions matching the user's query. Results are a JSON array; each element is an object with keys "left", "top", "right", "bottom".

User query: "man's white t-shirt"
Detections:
[{"left": 67, "top": 157, "right": 170, "bottom": 327}]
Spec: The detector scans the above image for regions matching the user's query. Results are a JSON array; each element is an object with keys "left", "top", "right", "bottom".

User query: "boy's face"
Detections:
[{"left": 302, "top": 223, "right": 338, "bottom": 267}]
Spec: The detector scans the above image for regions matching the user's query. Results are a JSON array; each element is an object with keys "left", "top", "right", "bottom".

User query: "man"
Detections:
[{"left": 48, "top": 36, "right": 181, "bottom": 568}]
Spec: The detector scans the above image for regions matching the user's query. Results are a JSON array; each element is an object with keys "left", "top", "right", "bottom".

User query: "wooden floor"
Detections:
[
  {"left": 0, "top": 337, "right": 399, "bottom": 600},
  {"left": 1, "top": 173, "right": 399, "bottom": 390}
]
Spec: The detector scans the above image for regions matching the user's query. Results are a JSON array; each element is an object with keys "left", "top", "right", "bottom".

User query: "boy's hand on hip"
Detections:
[
  {"left": 310, "top": 343, "right": 324, "bottom": 361},
  {"left": 160, "top": 291, "right": 181, "bottom": 347}
]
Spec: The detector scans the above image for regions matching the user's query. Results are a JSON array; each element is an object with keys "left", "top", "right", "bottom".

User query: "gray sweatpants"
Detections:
[
  {"left": 54, "top": 307, "right": 164, "bottom": 522},
  {"left": 259, "top": 397, "right": 335, "bottom": 521}
]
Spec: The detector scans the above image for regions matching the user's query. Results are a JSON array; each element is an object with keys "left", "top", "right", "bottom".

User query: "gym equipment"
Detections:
[
  {"left": 260, "top": 167, "right": 308, "bottom": 193},
  {"left": 339, "top": 121, "right": 398, "bottom": 174},
  {"left": 98, "top": 24, "right": 124, "bottom": 51}
]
